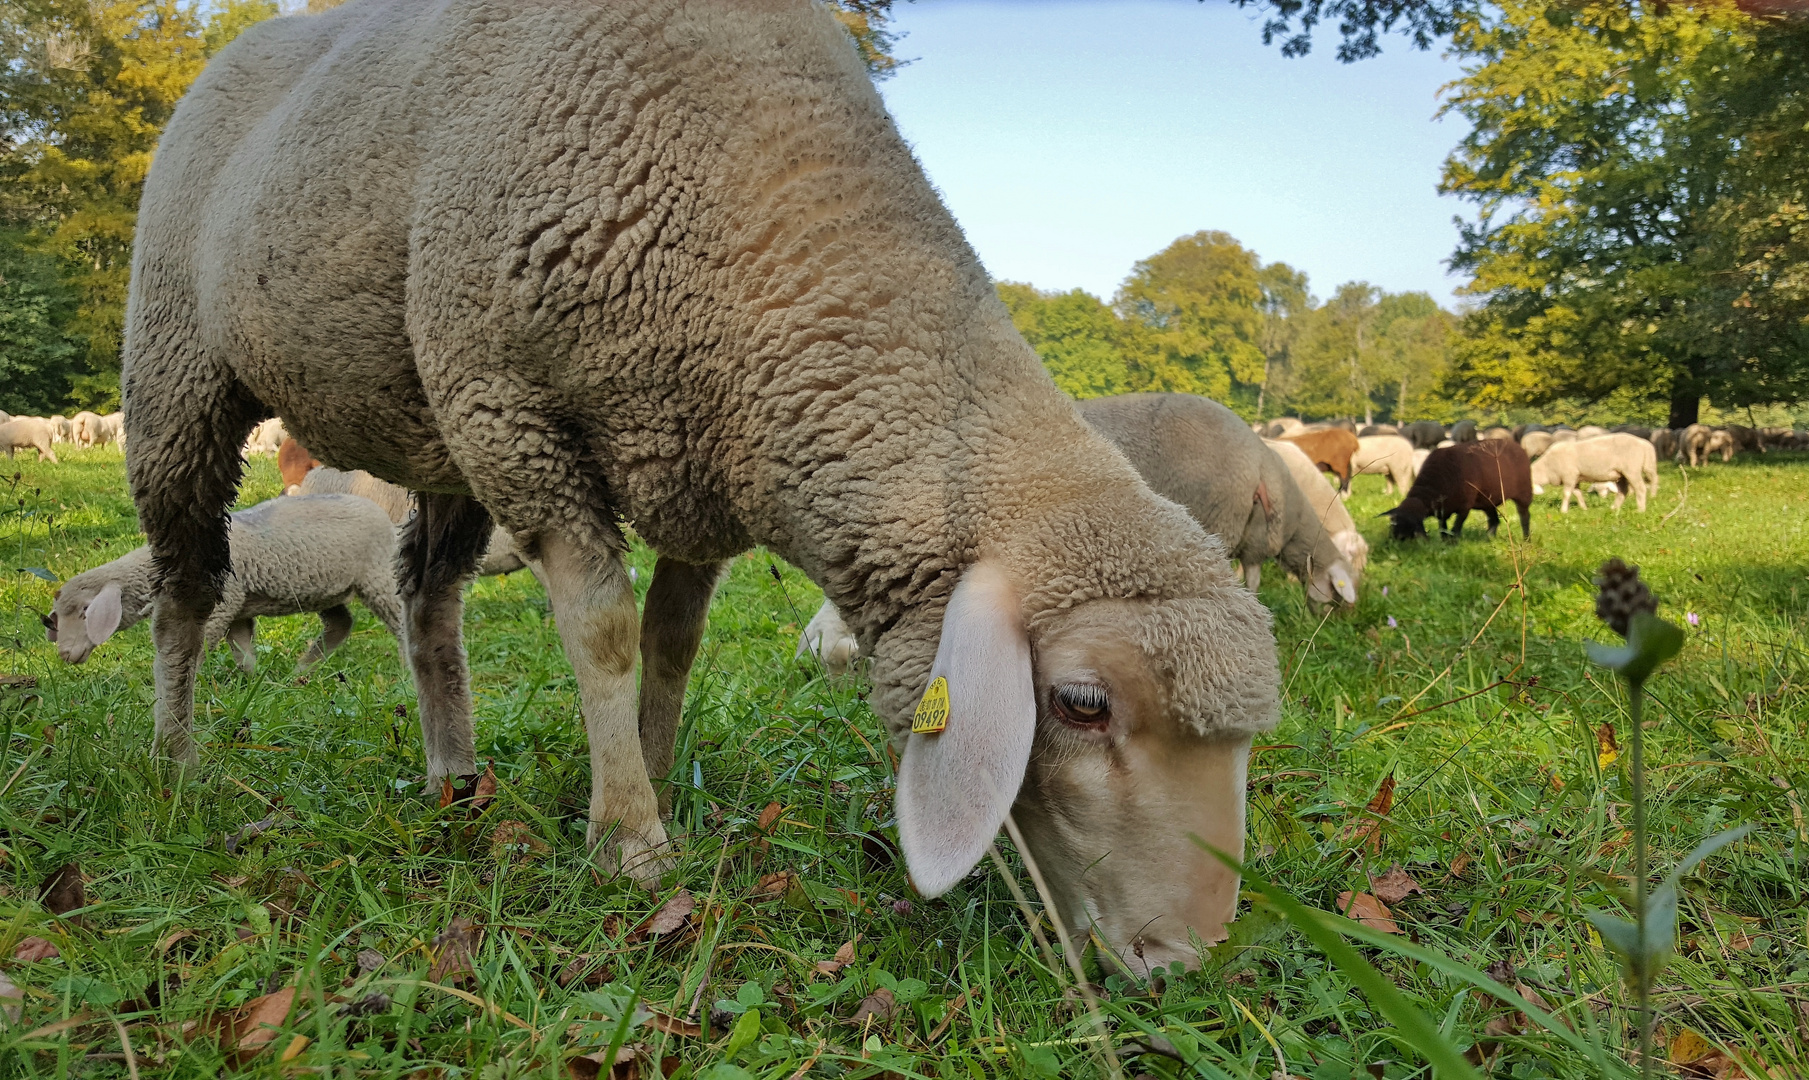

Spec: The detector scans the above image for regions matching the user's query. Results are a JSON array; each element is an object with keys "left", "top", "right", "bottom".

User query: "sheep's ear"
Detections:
[
  {"left": 84, "top": 583, "right": 123, "bottom": 646},
  {"left": 896, "top": 562, "right": 1034, "bottom": 898},
  {"left": 41, "top": 610, "right": 56, "bottom": 642}
]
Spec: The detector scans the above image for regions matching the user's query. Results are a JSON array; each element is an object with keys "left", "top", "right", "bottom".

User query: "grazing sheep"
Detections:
[
  {"left": 0, "top": 418, "right": 59, "bottom": 463},
  {"left": 125, "top": 0, "right": 1280, "bottom": 968},
  {"left": 1611, "top": 424, "right": 1652, "bottom": 440},
  {"left": 1075, "top": 394, "right": 1357, "bottom": 606},
  {"left": 1679, "top": 424, "right": 1735, "bottom": 465},
  {"left": 1384, "top": 439, "right": 1533, "bottom": 541},
  {"left": 1550, "top": 428, "right": 1579, "bottom": 445},
  {"left": 1649, "top": 428, "right": 1678, "bottom": 461},
  {"left": 297, "top": 464, "right": 534, "bottom": 579},
  {"left": 277, "top": 438, "right": 322, "bottom": 494},
  {"left": 1358, "top": 423, "right": 1398, "bottom": 437},
  {"left": 1520, "top": 430, "right": 1556, "bottom": 459},
  {"left": 1447, "top": 419, "right": 1479, "bottom": 443},
  {"left": 1529, "top": 433, "right": 1659, "bottom": 512},
  {"left": 71, "top": 411, "right": 103, "bottom": 447},
  {"left": 1401, "top": 420, "right": 1445, "bottom": 449},
  {"left": 1576, "top": 424, "right": 1608, "bottom": 439},
  {"left": 46, "top": 494, "right": 402, "bottom": 673},
  {"left": 1264, "top": 417, "right": 1306, "bottom": 439},
  {"left": 46, "top": 415, "right": 70, "bottom": 443},
  {"left": 1481, "top": 425, "right": 1514, "bottom": 441},
  {"left": 1263, "top": 439, "right": 1367, "bottom": 590},
  {"left": 243, "top": 418, "right": 286, "bottom": 457},
  {"left": 1353, "top": 434, "right": 1417, "bottom": 495},
  {"left": 1281, "top": 427, "right": 1361, "bottom": 492},
  {"left": 1725, "top": 425, "right": 1762, "bottom": 454},
  {"left": 1412, "top": 447, "right": 1431, "bottom": 474}
]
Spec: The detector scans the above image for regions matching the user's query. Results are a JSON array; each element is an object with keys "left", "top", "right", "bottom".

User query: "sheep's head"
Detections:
[
  {"left": 1383, "top": 499, "right": 1430, "bottom": 541},
  {"left": 892, "top": 563, "right": 1278, "bottom": 974},
  {"left": 1303, "top": 557, "right": 1359, "bottom": 607},
  {"left": 45, "top": 576, "right": 126, "bottom": 664}
]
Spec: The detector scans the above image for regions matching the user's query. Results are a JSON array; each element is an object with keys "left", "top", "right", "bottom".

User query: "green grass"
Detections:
[{"left": 0, "top": 446, "right": 1804, "bottom": 1078}]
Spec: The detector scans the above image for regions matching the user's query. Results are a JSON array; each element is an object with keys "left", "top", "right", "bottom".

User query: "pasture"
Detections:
[{"left": 0, "top": 447, "right": 1804, "bottom": 1079}]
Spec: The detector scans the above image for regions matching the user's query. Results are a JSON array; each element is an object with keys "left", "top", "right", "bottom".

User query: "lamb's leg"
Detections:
[
  {"left": 535, "top": 531, "right": 667, "bottom": 883},
  {"left": 397, "top": 493, "right": 492, "bottom": 782},
  {"left": 226, "top": 618, "right": 257, "bottom": 674},
  {"left": 127, "top": 348, "right": 265, "bottom": 770},
  {"left": 1633, "top": 476, "right": 1647, "bottom": 512},
  {"left": 1243, "top": 561, "right": 1261, "bottom": 591},
  {"left": 299, "top": 605, "right": 354, "bottom": 670},
  {"left": 639, "top": 557, "right": 726, "bottom": 818}
]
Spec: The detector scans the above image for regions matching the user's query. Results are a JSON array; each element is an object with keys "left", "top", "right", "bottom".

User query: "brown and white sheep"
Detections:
[
  {"left": 1281, "top": 427, "right": 1361, "bottom": 492},
  {"left": 124, "top": 0, "right": 1279, "bottom": 970}
]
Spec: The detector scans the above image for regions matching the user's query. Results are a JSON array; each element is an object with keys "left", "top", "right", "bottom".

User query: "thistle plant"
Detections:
[{"left": 1584, "top": 559, "right": 1752, "bottom": 1077}]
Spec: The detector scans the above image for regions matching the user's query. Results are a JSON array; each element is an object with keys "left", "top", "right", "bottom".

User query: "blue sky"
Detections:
[{"left": 876, "top": 0, "right": 1473, "bottom": 309}]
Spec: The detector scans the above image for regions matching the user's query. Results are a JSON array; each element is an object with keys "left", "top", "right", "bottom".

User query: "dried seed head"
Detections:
[{"left": 1594, "top": 558, "right": 1657, "bottom": 638}]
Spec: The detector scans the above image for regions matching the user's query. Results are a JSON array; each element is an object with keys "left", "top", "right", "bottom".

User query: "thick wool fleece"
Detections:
[{"left": 126, "top": 0, "right": 1276, "bottom": 740}]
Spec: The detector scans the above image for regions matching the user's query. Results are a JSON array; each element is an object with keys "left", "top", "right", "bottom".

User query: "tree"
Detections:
[
  {"left": 1255, "top": 262, "right": 1311, "bottom": 414},
  {"left": 1440, "top": 0, "right": 1809, "bottom": 427},
  {"left": 1114, "top": 230, "right": 1269, "bottom": 410},
  {"left": 997, "top": 283, "right": 1136, "bottom": 400},
  {"left": 0, "top": 228, "right": 80, "bottom": 413}
]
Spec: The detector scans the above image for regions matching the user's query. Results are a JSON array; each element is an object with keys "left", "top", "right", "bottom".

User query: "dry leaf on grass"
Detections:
[
  {"left": 1448, "top": 851, "right": 1473, "bottom": 878},
  {"left": 631, "top": 890, "right": 695, "bottom": 941},
  {"left": 557, "top": 954, "right": 612, "bottom": 989},
  {"left": 1597, "top": 722, "right": 1620, "bottom": 768},
  {"left": 815, "top": 937, "right": 858, "bottom": 976},
  {"left": 0, "top": 970, "right": 21, "bottom": 1023},
  {"left": 850, "top": 986, "right": 896, "bottom": 1026},
  {"left": 155, "top": 929, "right": 195, "bottom": 955},
  {"left": 755, "top": 871, "right": 794, "bottom": 896},
  {"left": 12, "top": 936, "right": 58, "bottom": 962},
  {"left": 427, "top": 917, "right": 483, "bottom": 985},
  {"left": 567, "top": 1044, "right": 640, "bottom": 1080},
  {"left": 212, "top": 985, "right": 296, "bottom": 1067},
  {"left": 472, "top": 763, "right": 497, "bottom": 813},
  {"left": 39, "top": 862, "right": 85, "bottom": 921},
  {"left": 489, "top": 820, "right": 550, "bottom": 861},
  {"left": 1334, "top": 892, "right": 1401, "bottom": 934},
  {"left": 1371, "top": 864, "right": 1425, "bottom": 905},
  {"left": 644, "top": 1011, "right": 701, "bottom": 1037},
  {"left": 756, "top": 801, "right": 783, "bottom": 833},
  {"left": 1341, "top": 774, "right": 1396, "bottom": 854},
  {"left": 355, "top": 948, "right": 386, "bottom": 974},
  {"left": 224, "top": 814, "right": 278, "bottom": 855},
  {"left": 439, "top": 763, "right": 496, "bottom": 813}
]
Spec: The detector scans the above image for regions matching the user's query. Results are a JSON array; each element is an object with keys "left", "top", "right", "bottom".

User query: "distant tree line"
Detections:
[{"left": 1000, "top": 231, "right": 1460, "bottom": 423}]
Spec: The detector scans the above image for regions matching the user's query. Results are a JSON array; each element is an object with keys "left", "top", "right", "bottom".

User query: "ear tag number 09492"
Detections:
[{"left": 911, "top": 676, "right": 950, "bottom": 735}]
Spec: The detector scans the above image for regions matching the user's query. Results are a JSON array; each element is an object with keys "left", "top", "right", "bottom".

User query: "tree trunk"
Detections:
[{"left": 1667, "top": 391, "right": 1701, "bottom": 430}]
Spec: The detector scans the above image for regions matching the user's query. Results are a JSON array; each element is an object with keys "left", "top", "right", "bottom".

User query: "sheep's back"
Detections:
[{"left": 227, "top": 495, "right": 399, "bottom": 608}]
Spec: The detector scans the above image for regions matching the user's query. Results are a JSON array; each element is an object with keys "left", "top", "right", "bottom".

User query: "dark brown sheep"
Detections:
[
  {"left": 1401, "top": 420, "right": 1446, "bottom": 449},
  {"left": 1384, "top": 439, "right": 1532, "bottom": 541},
  {"left": 1280, "top": 428, "right": 1361, "bottom": 492}
]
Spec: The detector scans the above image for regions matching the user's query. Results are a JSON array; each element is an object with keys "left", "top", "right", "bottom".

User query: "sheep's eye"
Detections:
[{"left": 1051, "top": 683, "right": 1110, "bottom": 727}]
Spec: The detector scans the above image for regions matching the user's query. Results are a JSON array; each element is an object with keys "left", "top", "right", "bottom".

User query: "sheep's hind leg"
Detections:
[
  {"left": 226, "top": 619, "right": 257, "bottom": 675},
  {"left": 1482, "top": 504, "right": 1501, "bottom": 537},
  {"left": 639, "top": 557, "right": 726, "bottom": 819},
  {"left": 398, "top": 494, "right": 491, "bottom": 783},
  {"left": 536, "top": 532, "right": 668, "bottom": 884},
  {"left": 298, "top": 605, "right": 355, "bottom": 670}
]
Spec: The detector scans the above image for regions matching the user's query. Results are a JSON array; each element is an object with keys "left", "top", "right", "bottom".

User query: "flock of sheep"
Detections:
[
  {"left": 0, "top": 410, "right": 125, "bottom": 463},
  {"left": 31, "top": 0, "right": 1806, "bottom": 972}
]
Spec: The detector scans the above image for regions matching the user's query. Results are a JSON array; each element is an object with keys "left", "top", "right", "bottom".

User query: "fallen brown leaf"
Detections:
[
  {"left": 815, "top": 937, "right": 858, "bottom": 976},
  {"left": 39, "top": 863, "right": 85, "bottom": 922},
  {"left": 645, "top": 1011, "right": 701, "bottom": 1037},
  {"left": 1334, "top": 891, "right": 1401, "bottom": 934},
  {"left": 850, "top": 986, "right": 896, "bottom": 1026},
  {"left": 756, "top": 801, "right": 783, "bottom": 834},
  {"left": 1464, "top": 1011, "right": 1522, "bottom": 1068},
  {"left": 1597, "top": 722, "right": 1620, "bottom": 769},
  {"left": 557, "top": 954, "right": 612, "bottom": 989},
  {"left": 427, "top": 917, "right": 483, "bottom": 985},
  {"left": 355, "top": 948, "right": 386, "bottom": 974},
  {"left": 12, "top": 936, "right": 59, "bottom": 962},
  {"left": 568, "top": 1044, "right": 639, "bottom": 1080},
  {"left": 155, "top": 929, "right": 195, "bottom": 955},
  {"left": 471, "top": 763, "right": 497, "bottom": 814},
  {"left": 634, "top": 890, "right": 695, "bottom": 940},
  {"left": 215, "top": 986, "right": 296, "bottom": 1067},
  {"left": 755, "top": 871, "right": 794, "bottom": 896},
  {"left": 1371, "top": 864, "right": 1425, "bottom": 905},
  {"left": 1342, "top": 774, "right": 1396, "bottom": 854},
  {"left": 1448, "top": 851, "right": 1473, "bottom": 878},
  {"left": 489, "top": 820, "right": 549, "bottom": 861}
]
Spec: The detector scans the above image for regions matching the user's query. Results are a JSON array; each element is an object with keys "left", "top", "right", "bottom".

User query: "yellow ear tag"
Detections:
[{"left": 911, "top": 676, "right": 950, "bottom": 735}]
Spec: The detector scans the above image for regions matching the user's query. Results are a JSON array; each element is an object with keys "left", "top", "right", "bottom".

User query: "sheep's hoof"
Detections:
[{"left": 589, "top": 818, "right": 672, "bottom": 888}]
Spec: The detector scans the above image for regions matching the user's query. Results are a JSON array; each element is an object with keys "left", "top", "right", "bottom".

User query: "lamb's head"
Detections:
[
  {"left": 44, "top": 571, "right": 127, "bottom": 664},
  {"left": 891, "top": 561, "right": 1279, "bottom": 974}
]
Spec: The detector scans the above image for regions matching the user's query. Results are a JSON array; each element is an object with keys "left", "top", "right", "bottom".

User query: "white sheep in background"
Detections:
[
  {"left": 71, "top": 411, "right": 103, "bottom": 447},
  {"left": 1, "top": 418, "right": 59, "bottom": 463},
  {"left": 124, "top": 0, "right": 1279, "bottom": 972},
  {"left": 297, "top": 464, "right": 538, "bottom": 579},
  {"left": 1530, "top": 433, "right": 1660, "bottom": 512},
  {"left": 1352, "top": 434, "right": 1417, "bottom": 495},
  {"left": 242, "top": 418, "right": 286, "bottom": 457},
  {"left": 45, "top": 415, "right": 70, "bottom": 443},
  {"left": 46, "top": 494, "right": 402, "bottom": 673},
  {"left": 1265, "top": 439, "right": 1369, "bottom": 584}
]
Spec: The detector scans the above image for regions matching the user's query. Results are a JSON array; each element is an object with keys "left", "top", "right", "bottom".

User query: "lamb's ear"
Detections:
[
  {"left": 896, "top": 562, "right": 1034, "bottom": 898},
  {"left": 41, "top": 610, "right": 56, "bottom": 642},
  {"left": 84, "top": 583, "right": 123, "bottom": 646}
]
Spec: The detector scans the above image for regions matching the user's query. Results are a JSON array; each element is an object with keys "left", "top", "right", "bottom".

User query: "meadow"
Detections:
[{"left": 0, "top": 445, "right": 1803, "bottom": 1079}]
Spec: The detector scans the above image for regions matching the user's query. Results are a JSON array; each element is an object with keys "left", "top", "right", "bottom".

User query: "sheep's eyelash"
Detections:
[{"left": 1054, "top": 683, "right": 1109, "bottom": 712}]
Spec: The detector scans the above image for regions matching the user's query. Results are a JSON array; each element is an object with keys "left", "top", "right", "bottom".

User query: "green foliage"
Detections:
[
  {"left": 0, "top": 228, "right": 80, "bottom": 414},
  {"left": 1440, "top": 0, "right": 1809, "bottom": 425},
  {"left": 998, "top": 282, "right": 1134, "bottom": 400},
  {"left": 1115, "top": 230, "right": 1270, "bottom": 407},
  {"left": 0, "top": 0, "right": 279, "bottom": 410},
  {"left": 825, "top": 0, "right": 907, "bottom": 80}
]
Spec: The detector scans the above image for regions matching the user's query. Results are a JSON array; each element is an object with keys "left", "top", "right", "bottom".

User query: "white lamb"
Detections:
[
  {"left": 1, "top": 418, "right": 59, "bottom": 463},
  {"left": 1352, "top": 434, "right": 1417, "bottom": 495},
  {"left": 297, "top": 464, "right": 537, "bottom": 579},
  {"left": 1530, "top": 433, "right": 1659, "bottom": 512},
  {"left": 46, "top": 494, "right": 402, "bottom": 673}
]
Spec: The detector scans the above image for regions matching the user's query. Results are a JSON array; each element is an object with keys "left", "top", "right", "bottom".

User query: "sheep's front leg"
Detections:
[
  {"left": 1243, "top": 561, "right": 1262, "bottom": 591},
  {"left": 398, "top": 493, "right": 491, "bottom": 782},
  {"left": 226, "top": 618, "right": 257, "bottom": 675},
  {"left": 536, "top": 532, "right": 667, "bottom": 884},
  {"left": 298, "top": 605, "right": 354, "bottom": 670},
  {"left": 639, "top": 557, "right": 725, "bottom": 818},
  {"left": 150, "top": 600, "right": 209, "bottom": 768}
]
